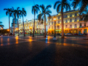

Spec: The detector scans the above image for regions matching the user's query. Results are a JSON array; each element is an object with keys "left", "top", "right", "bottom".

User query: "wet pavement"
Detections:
[{"left": 0, "top": 36, "right": 88, "bottom": 66}]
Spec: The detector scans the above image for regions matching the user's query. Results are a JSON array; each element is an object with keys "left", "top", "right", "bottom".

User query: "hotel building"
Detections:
[
  {"left": 47, "top": 10, "right": 88, "bottom": 34},
  {"left": 19, "top": 19, "right": 45, "bottom": 34}
]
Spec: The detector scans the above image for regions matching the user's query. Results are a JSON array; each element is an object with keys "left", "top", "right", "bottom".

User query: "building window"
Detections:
[
  {"left": 58, "top": 21, "right": 60, "bottom": 23},
  {"left": 80, "top": 23, "right": 82, "bottom": 28},
  {"left": 74, "top": 24, "right": 77, "bottom": 28},
  {"left": 52, "top": 22, "right": 53, "bottom": 25},
  {"left": 58, "top": 16, "right": 60, "bottom": 19},
  {"left": 66, "top": 20, "right": 68, "bottom": 23},
  {"left": 70, "top": 14, "right": 72, "bottom": 17},
  {"left": 66, "top": 25, "right": 67, "bottom": 28},
  {"left": 70, "top": 25, "right": 72, "bottom": 28},
  {"left": 57, "top": 26, "right": 59, "bottom": 29},
  {"left": 75, "top": 13, "right": 77, "bottom": 16},
  {"left": 84, "top": 23, "right": 86, "bottom": 27},
  {"left": 70, "top": 19, "right": 72, "bottom": 22},
  {"left": 75, "top": 18, "right": 77, "bottom": 22},
  {"left": 64, "top": 15, "right": 67, "bottom": 18}
]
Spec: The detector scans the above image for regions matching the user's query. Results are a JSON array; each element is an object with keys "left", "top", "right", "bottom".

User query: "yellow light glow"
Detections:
[
  {"left": 72, "top": 19, "right": 74, "bottom": 22},
  {"left": 58, "top": 13, "right": 61, "bottom": 15},
  {"left": 16, "top": 28, "right": 18, "bottom": 31},
  {"left": 72, "top": 26, "right": 74, "bottom": 28},
  {"left": 77, "top": 19, "right": 79, "bottom": 22},
  {"left": 68, "top": 15, "right": 70, "bottom": 18},
  {"left": 60, "top": 17, "right": 61, "bottom": 19},
  {"left": 77, "top": 14, "right": 79, "bottom": 16},
  {"left": 72, "top": 14, "right": 74, "bottom": 17},
  {"left": 68, "top": 20, "right": 70, "bottom": 23}
]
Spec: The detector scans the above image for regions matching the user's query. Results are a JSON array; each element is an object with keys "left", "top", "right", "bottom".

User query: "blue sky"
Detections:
[{"left": 0, "top": 0, "right": 74, "bottom": 29}]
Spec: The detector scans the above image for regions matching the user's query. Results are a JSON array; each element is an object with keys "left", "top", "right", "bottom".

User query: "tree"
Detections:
[
  {"left": 39, "top": 4, "right": 52, "bottom": 38},
  {"left": 0, "top": 22, "right": 4, "bottom": 29},
  {"left": 72, "top": 0, "right": 88, "bottom": 13},
  {"left": 21, "top": 8, "right": 26, "bottom": 37},
  {"left": 54, "top": 0, "right": 70, "bottom": 38},
  {"left": 14, "top": 7, "right": 21, "bottom": 36},
  {"left": 4, "top": 8, "right": 13, "bottom": 33},
  {"left": 32, "top": 4, "right": 39, "bottom": 37}
]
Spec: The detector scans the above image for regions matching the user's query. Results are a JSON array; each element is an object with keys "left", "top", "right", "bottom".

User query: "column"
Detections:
[{"left": 82, "top": 29, "right": 84, "bottom": 34}]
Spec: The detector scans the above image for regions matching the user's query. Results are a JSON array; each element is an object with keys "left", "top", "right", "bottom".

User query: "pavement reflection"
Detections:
[{"left": 15, "top": 36, "right": 19, "bottom": 44}]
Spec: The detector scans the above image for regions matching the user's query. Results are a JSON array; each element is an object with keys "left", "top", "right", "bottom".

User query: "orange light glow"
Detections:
[
  {"left": 15, "top": 36, "right": 18, "bottom": 44},
  {"left": 7, "top": 29, "right": 10, "bottom": 31},
  {"left": 53, "top": 17, "right": 56, "bottom": 21},
  {"left": 29, "top": 37, "right": 33, "bottom": 42}
]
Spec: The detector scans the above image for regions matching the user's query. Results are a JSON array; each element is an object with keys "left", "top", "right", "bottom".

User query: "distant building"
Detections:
[
  {"left": 19, "top": 19, "right": 45, "bottom": 34},
  {"left": 47, "top": 10, "right": 88, "bottom": 34}
]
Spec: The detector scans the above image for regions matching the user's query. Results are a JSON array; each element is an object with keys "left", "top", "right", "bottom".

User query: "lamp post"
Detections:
[{"left": 53, "top": 17, "right": 56, "bottom": 38}]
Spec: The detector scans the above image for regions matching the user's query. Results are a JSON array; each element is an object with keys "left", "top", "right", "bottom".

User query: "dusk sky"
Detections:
[{"left": 0, "top": 0, "right": 74, "bottom": 29}]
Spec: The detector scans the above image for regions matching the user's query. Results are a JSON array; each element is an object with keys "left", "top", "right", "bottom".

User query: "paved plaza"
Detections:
[{"left": 0, "top": 36, "right": 88, "bottom": 66}]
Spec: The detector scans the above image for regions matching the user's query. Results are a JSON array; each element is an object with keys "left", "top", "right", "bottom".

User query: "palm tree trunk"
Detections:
[
  {"left": 13, "top": 17, "right": 15, "bottom": 36},
  {"left": 44, "top": 14, "right": 46, "bottom": 38},
  {"left": 33, "top": 12, "right": 35, "bottom": 37},
  {"left": 61, "top": 8, "right": 64, "bottom": 38},
  {"left": 23, "top": 16, "right": 25, "bottom": 37},
  {"left": 9, "top": 15, "right": 10, "bottom": 34},
  {"left": 17, "top": 17, "right": 19, "bottom": 36}
]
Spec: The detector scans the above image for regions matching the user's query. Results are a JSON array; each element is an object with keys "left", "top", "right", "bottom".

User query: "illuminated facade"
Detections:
[
  {"left": 19, "top": 19, "right": 45, "bottom": 34},
  {"left": 47, "top": 10, "right": 88, "bottom": 34}
]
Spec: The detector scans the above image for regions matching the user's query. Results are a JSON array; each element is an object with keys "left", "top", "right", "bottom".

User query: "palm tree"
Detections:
[
  {"left": 32, "top": 4, "right": 39, "bottom": 37},
  {"left": 14, "top": 7, "right": 21, "bottom": 36},
  {"left": 0, "top": 22, "right": 4, "bottom": 29},
  {"left": 4, "top": 8, "right": 12, "bottom": 34},
  {"left": 54, "top": 0, "right": 70, "bottom": 38},
  {"left": 21, "top": 8, "right": 26, "bottom": 37},
  {"left": 73, "top": 0, "right": 88, "bottom": 13},
  {"left": 39, "top": 4, "right": 52, "bottom": 38}
]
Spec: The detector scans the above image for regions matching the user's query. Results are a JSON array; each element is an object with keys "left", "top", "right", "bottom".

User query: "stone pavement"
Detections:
[{"left": 0, "top": 36, "right": 88, "bottom": 66}]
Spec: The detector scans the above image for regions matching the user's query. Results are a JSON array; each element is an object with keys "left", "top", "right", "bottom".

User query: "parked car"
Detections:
[
  {"left": 78, "top": 33, "right": 83, "bottom": 35},
  {"left": 65, "top": 33, "right": 72, "bottom": 35}
]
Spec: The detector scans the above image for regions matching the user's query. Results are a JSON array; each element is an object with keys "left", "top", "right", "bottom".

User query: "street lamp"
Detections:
[{"left": 53, "top": 17, "right": 56, "bottom": 38}]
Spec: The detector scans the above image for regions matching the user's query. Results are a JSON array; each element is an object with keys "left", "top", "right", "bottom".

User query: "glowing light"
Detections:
[
  {"left": 77, "top": 14, "right": 79, "bottom": 16},
  {"left": 68, "top": 15, "right": 70, "bottom": 18},
  {"left": 72, "top": 19, "right": 74, "bottom": 22},
  {"left": 72, "top": 14, "right": 74, "bottom": 17},
  {"left": 77, "top": 19, "right": 79, "bottom": 22},
  {"left": 29, "top": 36, "right": 33, "bottom": 42},
  {"left": 58, "top": 13, "right": 61, "bottom": 15},
  {"left": 68, "top": 20, "right": 70, "bottom": 23},
  {"left": 53, "top": 17, "right": 56, "bottom": 21},
  {"left": 15, "top": 36, "right": 18, "bottom": 44},
  {"left": 7, "top": 29, "right": 10, "bottom": 31}
]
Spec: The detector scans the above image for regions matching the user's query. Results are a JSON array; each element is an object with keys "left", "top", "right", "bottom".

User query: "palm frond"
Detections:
[
  {"left": 46, "top": 5, "right": 51, "bottom": 9},
  {"left": 57, "top": 4, "right": 61, "bottom": 13},
  {"left": 54, "top": 1, "right": 61, "bottom": 9}
]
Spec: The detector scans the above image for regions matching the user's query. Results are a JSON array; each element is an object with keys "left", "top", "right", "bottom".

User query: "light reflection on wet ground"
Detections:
[
  {"left": 0, "top": 36, "right": 88, "bottom": 48},
  {"left": 0, "top": 36, "right": 88, "bottom": 66}
]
